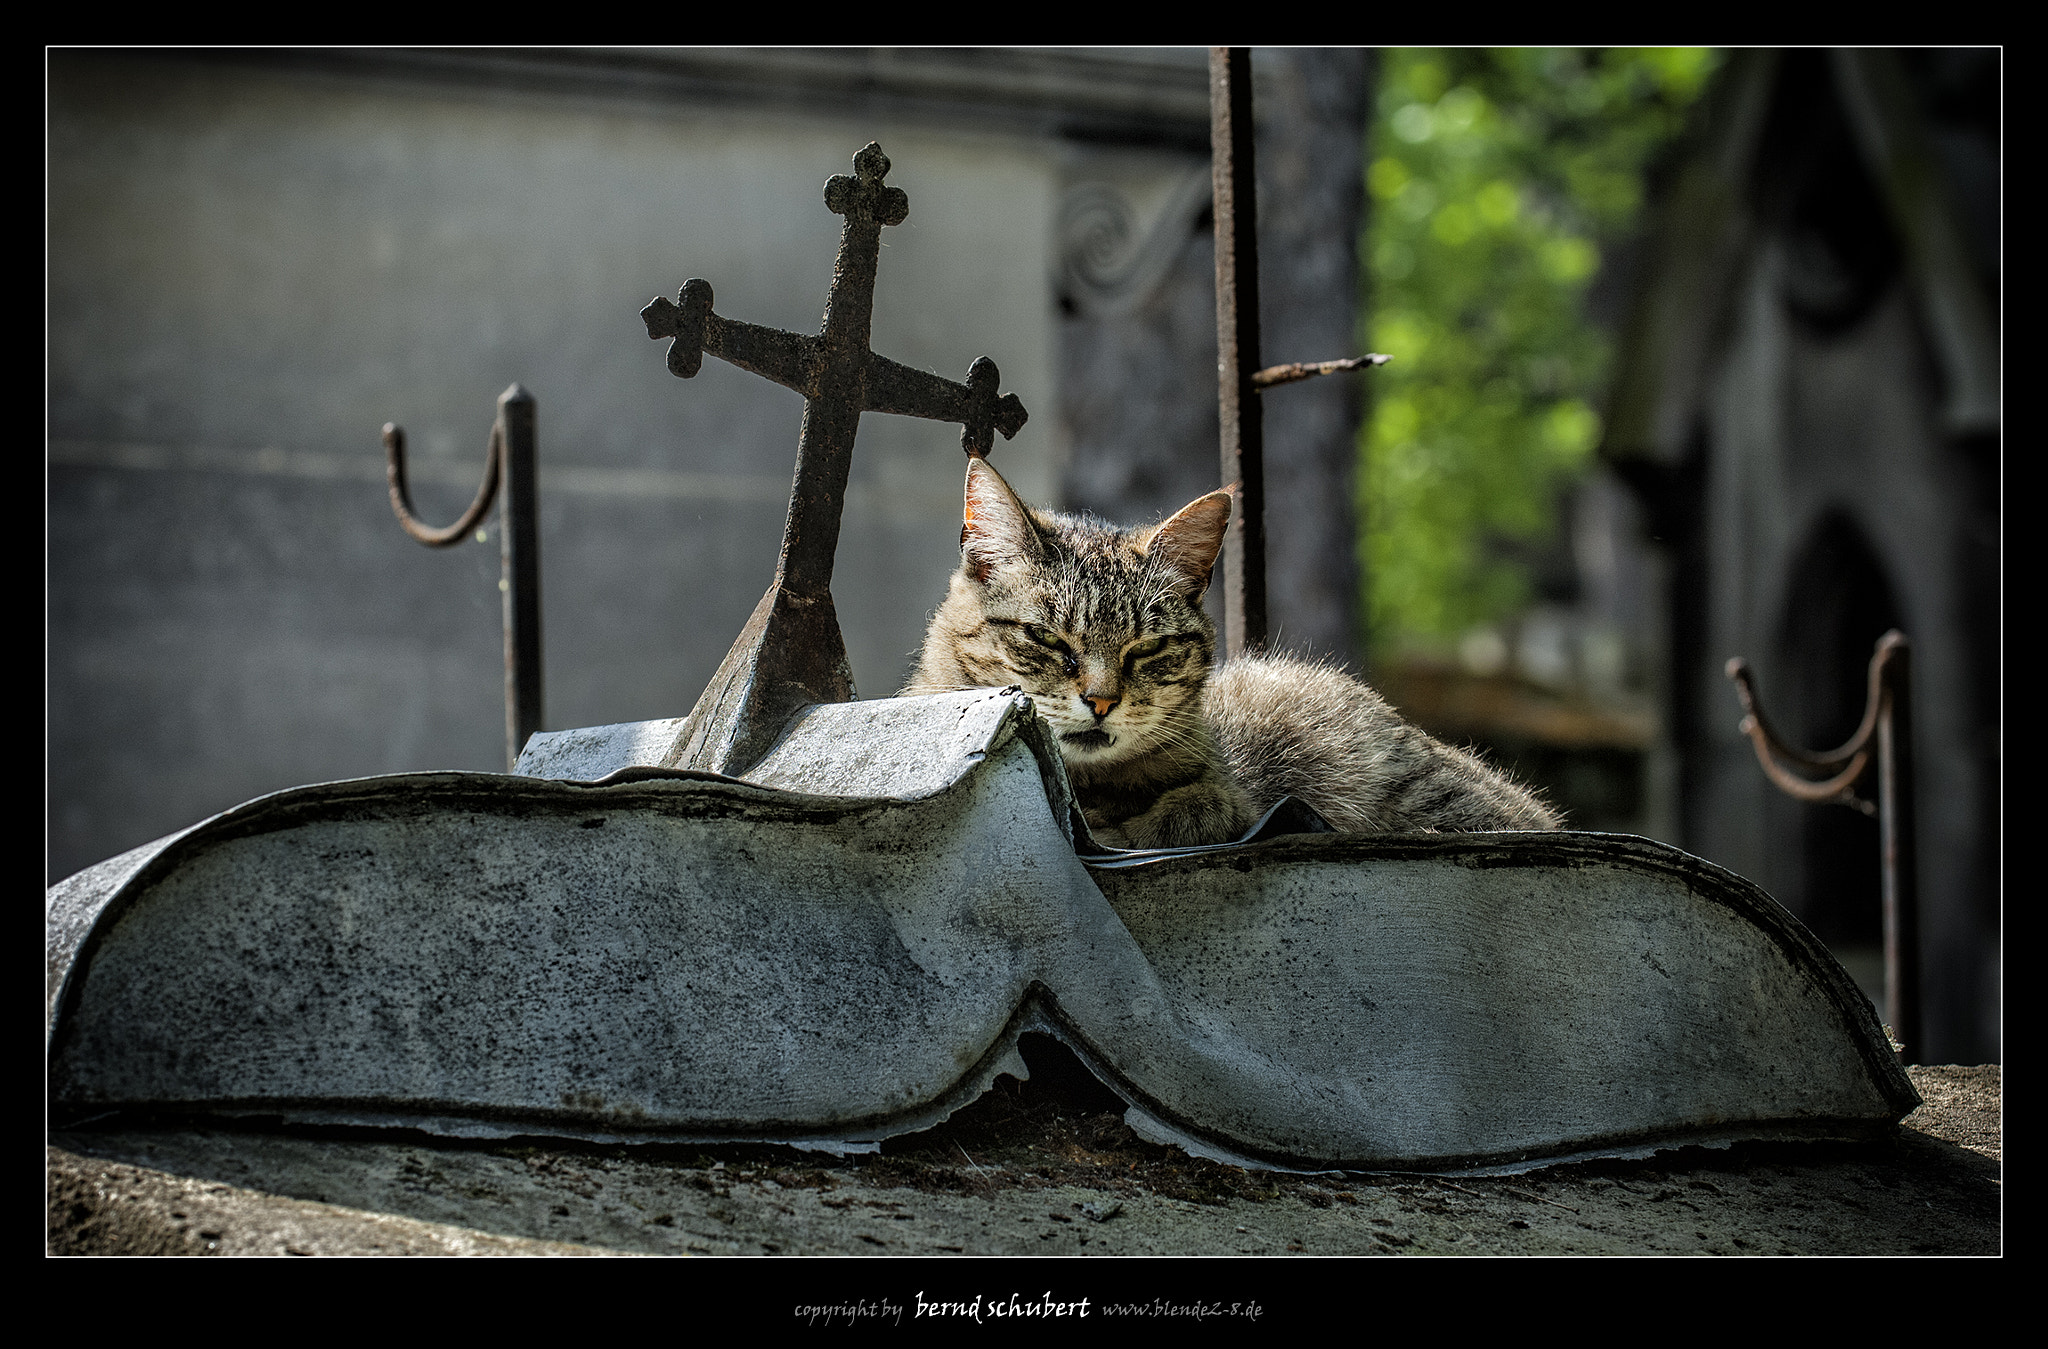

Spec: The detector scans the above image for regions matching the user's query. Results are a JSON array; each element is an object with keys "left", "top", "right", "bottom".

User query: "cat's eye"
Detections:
[
  {"left": 1124, "top": 635, "right": 1170, "bottom": 664},
  {"left": 1024, "top": 625, "right": 1065, "bottom": 649}
]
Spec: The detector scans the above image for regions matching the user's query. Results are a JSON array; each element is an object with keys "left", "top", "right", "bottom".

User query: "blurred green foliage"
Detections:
[{"left": 1358, "top": 48, "right": 1718, "bottom": 655}]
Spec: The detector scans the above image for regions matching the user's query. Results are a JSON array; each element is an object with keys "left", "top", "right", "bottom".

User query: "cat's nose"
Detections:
[{"left": 1083, "top": 694, "right": 1119, "bottom": 719}]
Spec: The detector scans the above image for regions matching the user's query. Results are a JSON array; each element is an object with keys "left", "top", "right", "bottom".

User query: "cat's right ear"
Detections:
[
  {"left": 962, "top": 458, "right": 1042, "bottom": 584},
  {"left": 1141, "top": 486, "right": 1234, "bottom": 599}
]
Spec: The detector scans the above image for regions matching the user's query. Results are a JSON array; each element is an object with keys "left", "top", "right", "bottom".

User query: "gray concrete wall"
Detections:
[
  {"left": 49, "top": 51, "right": 1075, "bottom": 881},
  {"left": 50, "top": 49, "right": 1375, "bottom": 889}
]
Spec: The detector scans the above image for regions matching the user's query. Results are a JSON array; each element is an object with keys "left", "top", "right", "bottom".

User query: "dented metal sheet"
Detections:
[{"left": 45, "top": 691, "right": 1917, "bottom": 1173}]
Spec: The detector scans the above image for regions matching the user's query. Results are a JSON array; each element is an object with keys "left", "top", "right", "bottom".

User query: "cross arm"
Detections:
[
  {"left": 642, "top": 280, "right": 822, "bottom": 400},
  {"left": 864, "top": 353, "right": 1028, "bottom": 458}
]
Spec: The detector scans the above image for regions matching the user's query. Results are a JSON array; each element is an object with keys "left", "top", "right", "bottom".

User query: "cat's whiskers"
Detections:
[{"left": 902, "top": 457, "right": 1560, "bottom": 845}]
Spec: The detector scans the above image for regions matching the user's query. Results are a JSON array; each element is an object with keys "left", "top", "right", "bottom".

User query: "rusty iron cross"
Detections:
[{"left": 642, "top": 141, "right": 1028, "bottom": 778}]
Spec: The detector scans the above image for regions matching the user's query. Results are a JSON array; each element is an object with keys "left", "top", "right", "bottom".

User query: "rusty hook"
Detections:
[
  {"left": 1724, "top": 658, "right": 1873, "bottom": 813},
  {"left": 1724, "top": 632, "right": 1908, "bottom": 816},
  {"left": 385, "top": 421, "right": 501, "bottom": 547},
  {"left": 1724, "top": 629, "right": 1918, "bottom": 1060},
  {"left": 381, "top": 386, "right": 544, "bottom": 771}
]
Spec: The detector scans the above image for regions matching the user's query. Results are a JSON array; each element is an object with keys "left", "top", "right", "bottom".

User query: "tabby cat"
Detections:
[{"left": 903, "top": 459, "right": 1561, "bottom": 848}]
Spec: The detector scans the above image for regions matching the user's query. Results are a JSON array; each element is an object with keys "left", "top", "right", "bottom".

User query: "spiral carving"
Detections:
[
  {"left": 1057, "top": 168, "right": 1212, "bottom": 318},
  {"left": 1061, "top": 184, "right": 1139, "bottom": 293}
]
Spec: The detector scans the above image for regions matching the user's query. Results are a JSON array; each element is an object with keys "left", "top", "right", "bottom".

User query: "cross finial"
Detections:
[
  {"left": 960, "top": 356, "right": 1019, "bottom": 459},
  {"left": 823, "top": 142, "right": 909, "bottom": 228},
  {"left": 641, "top": 279, "right": 713, "bottom": 379}
]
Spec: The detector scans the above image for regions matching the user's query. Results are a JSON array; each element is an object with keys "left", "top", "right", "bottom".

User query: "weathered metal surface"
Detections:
[
  {"left": 383, "top": 384, "right": 544, "bottom": 770},
  {"left": 639, "top": 142, "right": 1028, "bottom": 780},
  {"left": 498, "top": 388, "right": 543, "bottom": 770},
  {"left": 517, "top": 688, "right": 1062, "bottom": 807},
  {"left": 1088, "top": 834, "right": 1916, "bottom": 1170},
  {"left": 1210, "top": 47, "right": 1268, "bottom": 659},
  {"left": 47, "top": 692, "right": 1916, "bottom": 1173},
  {"left": 512, "top": 715, "right": 692, "bottom": 782},
  {"left": 1726, "top": 629, "right": 1920, "bottom": 1060}
]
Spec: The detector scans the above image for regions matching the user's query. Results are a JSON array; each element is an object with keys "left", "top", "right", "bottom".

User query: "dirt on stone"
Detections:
[{"left": 47, "top": 1061, "right": 2000, "bottom": 1258}]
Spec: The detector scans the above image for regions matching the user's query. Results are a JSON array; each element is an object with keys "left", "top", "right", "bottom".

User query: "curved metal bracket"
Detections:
[
  {"left": 1726, "top": 657, "right": 1874, "bottom": 812},
  {"left": 384, "top": 421, "right": 501, "bottom": 548},
  {"left": 1725, "top": 629, "right": 1917, "bottom": 1060},
  {"left": 1725, "top": 631, "right": 1907, "bottom": 814},
  {"left": 380, "top": 387, "right": 544, "bottom": 771}
]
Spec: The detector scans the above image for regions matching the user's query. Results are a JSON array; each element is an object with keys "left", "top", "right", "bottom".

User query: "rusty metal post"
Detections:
[
  {"left": 1209, "top": 48, "right": 1388, "bottom": 664},
  {"left": 1876, "top": 634, "right": 1920, "bottom": 1062},
  {"left": 384, "top": 387, "right": 546, "bottom": 773},
  {"left": 1211, "top": 46, "right": 1267, "bottom": 659},
  {"left": 1726, "top": 630, "right": 1919, "bottom": 1060},
  {"left": 498, "top": 384, "right": 543, "bottom": 771},
  {"left": 642, "top": 142, "right": 1028, "bottom": 779}
]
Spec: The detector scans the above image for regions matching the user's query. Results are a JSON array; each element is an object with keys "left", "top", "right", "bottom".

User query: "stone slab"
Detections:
[
  {"left": 45, "top": 1064, "right": 1997, "bottom": 1258},
  {"left": 48, "top": 691, "right": 1916, "bottom": 1173}
]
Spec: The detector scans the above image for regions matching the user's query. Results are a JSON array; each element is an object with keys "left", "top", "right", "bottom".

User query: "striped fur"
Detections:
[{"left": 904, "top": 461, "right": 1559, "bottom": 845}]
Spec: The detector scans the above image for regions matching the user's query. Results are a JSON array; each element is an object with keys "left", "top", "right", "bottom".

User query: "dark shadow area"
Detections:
[
  {"left": 1754, "top": 51, "right": 1903, "bottom": 338},
  {"left": 49, "top": 1063, "right": 1998, "bottom": 1256},
  {"left": 1775, "top": 510, "right": 1899, "bottom": 955}
]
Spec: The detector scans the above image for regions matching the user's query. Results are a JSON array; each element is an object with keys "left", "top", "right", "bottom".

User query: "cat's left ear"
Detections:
[
  {"left": 961, "top": 457, "right": 1043, "bottom": 584},
  {"left": 1141, "top": 487, "right": 1233, "bottom": 599}
]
